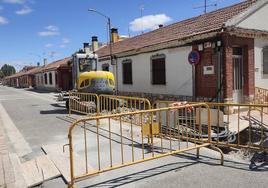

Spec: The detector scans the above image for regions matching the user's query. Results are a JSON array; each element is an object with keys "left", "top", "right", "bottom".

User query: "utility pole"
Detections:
[
  {"left": 194, "top": 0, "right": 217, "bottom": 14},
  {"left": 140, "top": 5, "right": 144, "bottom": 34},
  {"left": 205, "top": 0, "right": 207, "bottom": 14}
]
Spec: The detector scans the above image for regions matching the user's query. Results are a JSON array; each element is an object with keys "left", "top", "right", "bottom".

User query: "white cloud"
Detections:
[
  {"left": 3, "top": 0, "right": 25, "bottom": 4},
  {"left": 0, "top": 16, "right": 8, "bottom": 25},
  {"left": 46, "top": 25, "right": 58, "bottom": 31},
  {"left": 38, "top": 25, "right": 60, "bottom": 37},
  {"left": 38, "top": 31, "right": 59, "bottom": 36},
  {"left": 129, "top": 14, "right": 172, "bottom": 32},
  {"left": 45, "top": 43, "right": 53, "bottom": 48},
  {"left": 62, "top": 38, "right": 70, "bottom": 44},
  {"left": 59, "top": 44, "right": 66, "bottom": 48},
  {"left": 15, "top": 6, "right": 33, "bottom": 15}
]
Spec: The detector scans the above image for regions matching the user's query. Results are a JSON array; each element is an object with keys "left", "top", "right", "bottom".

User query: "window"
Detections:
[
  {"left": 263, "top": 47, "right": 268, "bottom": 74},
  {"left": 85, "top": 79, "right": 89, "bottom": 86},
  {"left": 233, "top": 47, "right": 243, "bottom": 56},
  {"left": 151, "top": 54, "right": 166, "bottom": 85},
  {"left": 122, "top": 60, "right": 132, "bottom": 84},
  {"left": 80, "top": 81, "right": 85, "bottom": 88},
  {"left": 44, "top": 73, "right": 47, "bottom": 85},
  {"left": 49, "top": 72, "right": 53, "bottom": 85},
  {"left": 102, "top": 64, "right": 109, "bottom": 71}
]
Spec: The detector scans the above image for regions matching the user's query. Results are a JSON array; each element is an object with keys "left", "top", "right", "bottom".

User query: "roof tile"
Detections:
[{"left": 97, "top": 0, "right": 257, "bottom": 58}]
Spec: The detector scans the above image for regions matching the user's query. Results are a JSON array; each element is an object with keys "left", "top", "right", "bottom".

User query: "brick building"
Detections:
[
  {"left": 5, "top": 57, "right": 72, "bottom": 92},
  {"left": 96, "top": 0, "right": 268, "bottom": 103},
  {"left": 5, "top": 66, "right": 37, "bottom": 88},
  {"left": 34, "top": 57, "right": 72, "bottom": 91}
]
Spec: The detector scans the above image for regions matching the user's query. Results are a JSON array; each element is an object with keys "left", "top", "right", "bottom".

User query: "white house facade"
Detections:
[
  {"left": 98, "top": 46, "right": 193, "bottom": 98},
  {"left": 96, "top": 0, "right": 268, "bottom": 103}
]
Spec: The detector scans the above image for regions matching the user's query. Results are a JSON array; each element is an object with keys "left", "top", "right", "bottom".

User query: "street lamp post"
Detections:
[{"left": 88, "top": 9, "right": 117, "bottom": 94}]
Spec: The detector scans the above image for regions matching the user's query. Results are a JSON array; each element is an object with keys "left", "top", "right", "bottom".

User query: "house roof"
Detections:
[
  {"left": 5, "top": 57, "right": 72, "bottom": 79},
  {"left": 97, "top": 0, "right": 258, "bottom": 58},
  {"left": 35, "top": 57, "right": 71, "bottom": 73}
]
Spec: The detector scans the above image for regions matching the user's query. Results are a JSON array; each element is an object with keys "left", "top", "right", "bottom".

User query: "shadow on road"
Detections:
[
  {"left": 40, "top": 109, "right": 68, "bottom": 114},
  {"left": 84, "top": 161, "right": 197, "bottom": 188},
  {"left": 25, "top": 88, "right": 56, "bottom": 94},
  {"left": 82, "top": 152, "right": 268, "bottom": 188}
]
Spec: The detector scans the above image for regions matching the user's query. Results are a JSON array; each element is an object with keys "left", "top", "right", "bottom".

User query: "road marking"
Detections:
[{"left": 0, "top": 103, "right": 32, "bottom": 158}]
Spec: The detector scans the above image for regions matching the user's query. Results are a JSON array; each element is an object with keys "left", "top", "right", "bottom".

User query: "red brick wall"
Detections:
[
  {"left": 193, "top": 45, "right": 218, "bottom": 98},
  {"left": 222, "top": 34, "right": 254, "bottom": 99}
]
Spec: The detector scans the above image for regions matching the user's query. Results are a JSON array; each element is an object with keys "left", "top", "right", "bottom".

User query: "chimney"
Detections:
[
  {"left": 91, "top": 36, "right": 98, "bottom": 52},
  {"left": 83, "top": 43, "right": 90, "bottom": 54},
  {"left": 111, "top": 28, "right": 119, "bottom": 43},
  {"left": 159, "top": 24, "right": 163, "bottom": 28},
  {"left": 43, "top": 58, "right": 48, "bottom": 66}
]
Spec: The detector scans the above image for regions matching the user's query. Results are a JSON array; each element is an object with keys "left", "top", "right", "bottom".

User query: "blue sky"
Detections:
[{"left": 0, "top": 0, "right": 242, "bottom": 71}]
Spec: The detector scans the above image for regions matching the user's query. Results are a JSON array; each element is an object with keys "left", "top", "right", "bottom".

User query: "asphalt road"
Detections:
[{"left": 0, "top": 85, "right": 267, "bottom": 188}]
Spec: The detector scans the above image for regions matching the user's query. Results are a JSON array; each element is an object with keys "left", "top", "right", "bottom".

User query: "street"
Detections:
[{"left": 0, "top": 85, "right": 268, "bottom": 188}]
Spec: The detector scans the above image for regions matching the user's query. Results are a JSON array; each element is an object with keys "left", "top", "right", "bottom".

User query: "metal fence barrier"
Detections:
[
  {"left": 67, "top": 103, "right": 222, "bottom": 187},
  {"left": 154, "top": 100, "right": 268, "bottom": 152},
  {"left": 68, "top": 93, "right": 152, "bottom": 117},
  {"left": 255, "top": 87, "right": 268, "bottom": 114},
  {"left": 99, "top": 94, "right": 151, "bottom": 113},
  {"left": 69, "top": 91, "right": 99, "bottom": 116}
]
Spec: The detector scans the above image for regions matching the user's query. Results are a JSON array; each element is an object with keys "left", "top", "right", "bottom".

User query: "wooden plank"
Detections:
[
  {"left": 42, "top": 144, "right": 94, "bottom": 183},
  {"left": 21, "top": 155, "right": 60, "bottom": 187}
]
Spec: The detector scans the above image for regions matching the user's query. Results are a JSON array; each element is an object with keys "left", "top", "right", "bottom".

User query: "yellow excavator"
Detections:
[{"left": 58, "top": 44, "right": 115, "bottom": 109}]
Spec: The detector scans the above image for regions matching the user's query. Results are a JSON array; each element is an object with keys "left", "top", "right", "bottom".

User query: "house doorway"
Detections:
[{"left": 232, "top": 47, "right": 244, "bottom": 103}]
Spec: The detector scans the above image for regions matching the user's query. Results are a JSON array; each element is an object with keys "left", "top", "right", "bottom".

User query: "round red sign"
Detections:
[{"left": 188, "top": 50, "right": 200, "bottom": 65}]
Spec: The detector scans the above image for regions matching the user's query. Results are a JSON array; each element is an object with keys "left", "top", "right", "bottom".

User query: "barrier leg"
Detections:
[
  {"left": 196, "top": 147, "right": 200, "bottom": 159},
  {"left": 210, "top": 145, "right": 224, "bottom": 165}
]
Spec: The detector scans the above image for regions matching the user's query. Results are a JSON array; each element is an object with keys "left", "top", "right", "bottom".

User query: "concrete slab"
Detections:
[
  {"left": 9, "top": 154, "right": 27, "bottom": 188},
  {"left": 21, "top": 155, "right": 60, "bottom": 187},
  {"left": 0, "top": 104, "right": 32, "bottom": 157},
  {"left": 42, "top": 144, "right": 94, "bottom": 183}
]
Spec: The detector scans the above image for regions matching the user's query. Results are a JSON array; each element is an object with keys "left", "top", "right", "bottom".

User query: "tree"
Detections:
[
  {"left": 0, "top": 64, "right": 16, "bottom": 77},
  {"left": 0, "top": 70, "right": 4, "bottom": 78}
]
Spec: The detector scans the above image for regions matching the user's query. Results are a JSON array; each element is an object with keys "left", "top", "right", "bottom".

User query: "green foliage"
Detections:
[
  {"left": 0, "top": 64, "right": 16, "bottom": 77},
  {"left": 0, "top": 70, "right": 4, "bottom": 78}
]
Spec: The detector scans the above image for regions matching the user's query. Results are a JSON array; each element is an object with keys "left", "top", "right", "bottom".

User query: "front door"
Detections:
[{"left": 232, "top": 47, "right": 243, "bottom": 103}]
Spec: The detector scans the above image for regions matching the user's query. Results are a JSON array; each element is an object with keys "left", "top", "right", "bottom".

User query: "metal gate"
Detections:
[
  {"left": 67, "top": 103, "right": 220, "bottom": 187},
  {"left": 233, "top": 55, "right": 243, "bottom": 103}
]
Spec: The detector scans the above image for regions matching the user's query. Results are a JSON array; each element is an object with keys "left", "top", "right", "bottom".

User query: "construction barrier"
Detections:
[
  {"left": 99, "top": 94, "right": 151, "bottom": 113},
  {"left": 255, "top": 87, "right": 268, "bottom": 114},
  {"left": 154, "top": 100, "right": 268, "bottom": 152},
  {"left": 68, "top": 92, "right": 152, "bottom": 118},
  {"left": 68, "top": 91, "right": 99, "bottom": 116},
  {"left": 67, "top": 103, "right": 223, "bottom": 187}
]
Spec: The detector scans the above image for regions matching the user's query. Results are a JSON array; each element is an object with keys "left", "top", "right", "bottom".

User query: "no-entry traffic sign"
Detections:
[{"left": 188, "top": 50, "right": 200, "bottom": 65}]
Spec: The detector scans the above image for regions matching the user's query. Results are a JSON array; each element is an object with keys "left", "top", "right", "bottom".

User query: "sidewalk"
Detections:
[{"left": 0, "top": 123, "right": 15, "bottom": 188}]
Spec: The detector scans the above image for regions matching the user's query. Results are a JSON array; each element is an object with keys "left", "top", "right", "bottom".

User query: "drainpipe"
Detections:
[
  {"left": 114, "top": 55, "right": 119, "bottom": 95},
  {"left": 216, "top": 46, "right": 224, "bottom": 103}
]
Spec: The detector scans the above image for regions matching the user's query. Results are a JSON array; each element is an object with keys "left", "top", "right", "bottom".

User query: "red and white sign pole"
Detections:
[{"left": 188, "top": 50, "right": 200, "bottom": 101}]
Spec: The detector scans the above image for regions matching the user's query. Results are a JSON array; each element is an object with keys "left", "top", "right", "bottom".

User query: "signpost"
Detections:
[{"left": 188, "top": 50, "right": 200, "bottom": 101}]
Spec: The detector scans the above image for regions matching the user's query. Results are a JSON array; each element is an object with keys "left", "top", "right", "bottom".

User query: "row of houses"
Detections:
[
  {"left": 4, "top": 0, "right": 268, "bottom": 104},
  {"left": 5, "top": 57, "right": 72, "bottom": 92}
]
